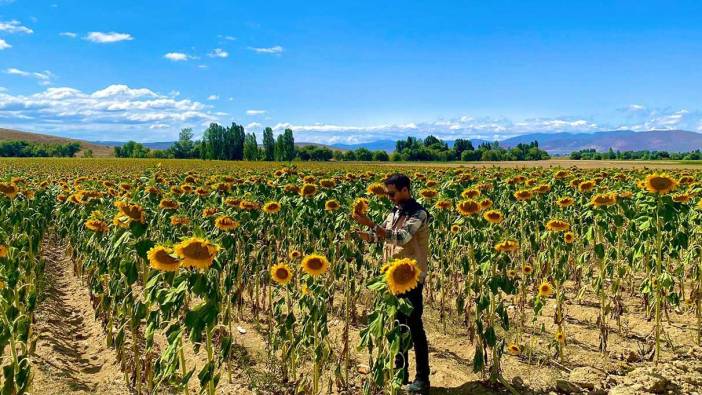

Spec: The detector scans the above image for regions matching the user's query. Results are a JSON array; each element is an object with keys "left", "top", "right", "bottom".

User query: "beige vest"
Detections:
[{"left": 383, "top": 213, "right": 430, "bottom": 282}]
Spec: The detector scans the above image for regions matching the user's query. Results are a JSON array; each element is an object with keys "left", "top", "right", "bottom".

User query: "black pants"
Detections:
[{"left": 395, "top": 282, "right": 430, "bottom": 382}]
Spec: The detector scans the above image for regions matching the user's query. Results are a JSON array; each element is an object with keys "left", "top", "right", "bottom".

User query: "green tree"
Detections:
[
  {"left": 171, "top": 128, "right": 195, "bottom": 158},
  {"left": 243, "top": 133, "right": 259, "bottom": 161},
  {"left": 263, "top": 127, "right": 275, "bottom": 161}
]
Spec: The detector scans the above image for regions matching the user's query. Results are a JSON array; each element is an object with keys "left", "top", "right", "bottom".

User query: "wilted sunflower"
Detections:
[
  {"left": 672, "top": 193, "right": 691, "bottom": 203},
  {"left": 538, "top": 281, "right": 554, "bottom": 297},
  {"left": 215, "top": 215, "right": 239, "bottom": 231},
  {"left": 270, "top": 263, "right": 293, "bottom": 286},
  {"left": 434, "top": 199, "right": 452, "bottom": 210},
  {"left": 514, "top": 190, "right": 532, "bottom": 201},
  {"left": 385, "top": 258, "right": 420, "bottom": 296},
  {"left": 301, "top": 253, "right": 330, "bottom": 277},
  {"left": 175, "top": 237, "right": 220, "bottom": 270},
  {"left": 367, "top": 182, "right": 387, "bottom": 197},
  {"left": 0, "top": 245, "right": 8, "bottom": 258},
  {"left": 556, "top": 196, "right": 574, "bottom": 208},
  {"left": 456, "top": 199, "right": 481, "bottom": 216},
  {"left": 483, "top": 209, "right": 504, "bottom": 224},
  {"left": 461, "top": 188, "right": 481, "bottom": 199},
  {"left": 507, "top": 343, "right": 521, "bottom": 356},
  {"left": 352, "top": 197, "right": 369, "bottom": 215},
  {"left": 546, "top": 219, "right": 570, "bottom": 232},
  {"left": 300, "top": 183, "right": 318, "bottom": 197},
  {"left": 495, "top": 239, "right": 519, "bottom": 253},
  {"left": 159, "top": 199, "right": 179, "bottom": 210},
  {"left": 325, "top": 199, "right": 341, "bottom": 211},
  {"left": 85, "top": 219, "right": 109, "bottom": 233},
  {"left": 116, "top": 201, "right": 146, "bottom": 223},
  {"left": 590, "top": 193, "right": 617, "bottom": 207},
  {"left": 263, "top": 201, "right": 281, "bottom": 214},
  {"left": 564, "top": 231, "right": 576, "bottom": 244},
  {"left": 644, "top": 173, "right": 677, "bottom": 195},
  {"left": 0, "top": 182, "right": 18, "bottom": 199},
  {"left": 147, "top": 246, "right": 181, "bottom": 272}
]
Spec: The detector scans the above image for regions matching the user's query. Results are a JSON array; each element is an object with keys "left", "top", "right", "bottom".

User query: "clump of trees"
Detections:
[
  {"left": 389, "top": 136, "right": 549, "bottom": 161},
  {"left": 570, "top": 148, "right": 702, "bottom": 160},
  {"left": 0, "top": 140, "right": 81, "bottom": 157}
]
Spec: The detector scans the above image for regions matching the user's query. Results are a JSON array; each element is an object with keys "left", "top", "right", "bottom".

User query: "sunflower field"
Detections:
[{"left": 1, "top": 158, "right": 702, "bottom": 394}]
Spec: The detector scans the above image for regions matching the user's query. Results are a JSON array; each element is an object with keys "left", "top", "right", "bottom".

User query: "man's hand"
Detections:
[
  {"left": 354, "top": 230, "right": 372, "bottom": 242},
  {"left": 352, "top": 213, "right": 374, "bottom": 228}
]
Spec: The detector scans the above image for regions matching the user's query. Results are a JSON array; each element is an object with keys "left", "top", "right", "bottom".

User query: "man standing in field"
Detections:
[{"left": 353, "top": 173, "right": 431, "bottom": 394}]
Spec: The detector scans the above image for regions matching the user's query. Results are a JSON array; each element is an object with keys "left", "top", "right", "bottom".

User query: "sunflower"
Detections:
[
  {"left": 116, "top": 201, "right": 146, "bottom": 223},
  {"left": 507, "top": 343, "right": 521, "bottom": 356},
  {"left": 461, "top": 188, "right": 481, "bottom": 199},
  {"left": 159, "top": 199, "right": 179, "bottom": 210},
  {"left": 564, "top": 231, "right": 576, "bottom": 244},
  {"left": 284, "top": 184, "right": 301, "bottom": 194},
  {"left": 644, "top": 173, "right": 677, "bottom": 195},
  {"left": 85, "top": 219, "right": 109, "bottom": 233},
  {"left": 320, "top": 178, "right": 336, "bottom": 188},
  {"left": 538, "top": 281, "right": 554, "bottom": 297},
  {"left": 301, "top": 254, "right": 330, "bottom": 277},
  {"left": 553, "top": 170, "right": 569, "bottom": 180},
  {"left": 174, "top": 237, "right": 220, "bottom": 270},
  {"left": 385, "top": 258, "right": 421, "bottom": 296},
  {"left": 532, "top": 184, "right": 551, "bottom": 194},
  {"left": 590, "top": 193, "right": 617, "bottom": 207},
  {"left": 263, "top": 201, "right": 282, "bottom": 214},
  {"left": 289, "top": 250, "right": 302, "bottom": 259},
  {"left": 367, "top": 182, "right": 387, "bottom": 197},
  {"left": 239, "top": 200, "right": 259, "bottom": 211},
  {"left": 0, "top": 245, "right": 8, "bottom": 258},
  {"left": 514, "top": 189, "right": 532, "bottom": 201},
  {"left": 300, "top": 183, "right": 318, "bottom": 197},
  {"left": 434, "top": 199, "right": 453, "bottom": 210},
  {"left": 270, "top": 263, "right": 293, "bottom": 286},
  {"left": 456, "top": 199, "right": 481, "bottom": 216},
  {"left": 479, "top": 198, "right": 493, "bottom": 210},
  {"left": 618, "top": 191, "right": 633, "bottom": 199},
  {"left": 521, "top": 264, "right": 533, "bottom": 275},
  {"left": 202, "top": 207, "right": 219, "bottom": 217},
  {"left": 419, "top": 189, "right": 438, "bottom": 199},
  {"left": 450, "top": 224, "right": 460, "bottom": 233},
  {"left": 352, "top": 197, "right": 369, "bottom": 215},
  {"left": 147, "top": 246, "right": 181, "bottom": 272},
  {"left": 214, "top": 215, "right": 239, "bottom": 231},
  {"left": 483, "top": 209, "right": 504, "bottom": 224},
  {"left": 325, "top": 199, "right": 341, "bottom": 211},
  {"left": 170, "top": 215, "right": 191, "bottom": 226},
  {"left": 578, "top": 180, "right": 596, "bottom": 193},
  {"left": 679, "top": 175, "right": 695, "bottom": 185},
  {"left": 555, "top": 330, "right": 566, "bottom": 344},
  {"left": 495, "top": 239, "right": 519, "bottom": 253},
  {"left": 556, "top": 196, "right": 574, "bottom": 208},
  {"left": 546, "top": 219, "right": 570, "bottom": 232},
  {"left": 0, "top": 182, "right": 18, "bottom": 199},
  {"left": 672, "top": 193, "right": 691, "bottom": 203}
]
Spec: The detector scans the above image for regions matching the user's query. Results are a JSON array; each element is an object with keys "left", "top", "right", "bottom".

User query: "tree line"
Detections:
[
  {"left": 0, "top": 140, "right": 82, "bottom": 157},
  {"left": 569, "top": 148, "right": 702, "bottom": 161},
  {"left": 113, "top": 122, "right": 550, "bottom": 162}
]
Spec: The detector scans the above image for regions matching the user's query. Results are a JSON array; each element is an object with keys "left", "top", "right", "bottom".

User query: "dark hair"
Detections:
[{"left": 383, "top": 173, "right": 411, "bottom": 191}]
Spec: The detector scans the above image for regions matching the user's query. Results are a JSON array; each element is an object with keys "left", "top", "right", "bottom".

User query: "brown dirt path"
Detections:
[{"left": 31, "top": 235, "right": 127, "bottom": 394}]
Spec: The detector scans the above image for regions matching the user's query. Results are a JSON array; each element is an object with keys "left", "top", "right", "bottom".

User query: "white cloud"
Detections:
[
  {"left": 207, "top": 95, "right": 219, "bottom": 100},
  {"left": 164, "top": 52, "right": 190, "bottom": 61},
  {"left": 208, "top": 48, "right": 229, "bottom": 58},
  {"left": 4, "top": 68, "right": 54, "bottom": 85},
  {"left": 249, "top": 45, "right": 283, "bottom": 54},
  {"left": 59, "top": 32, "right": 77, "bottom": 38},
  {"left": 219, "top": 35, "right": 236, "bottom": 41},
  {"left": 197, "top": 64, "right": 208, "bottom": 69},
  {"left": 85, "top": 31, "right": 133, "bottom": 43},
  {"left": 0, "top": 20, "right": 33, "bottom": 34},
  {"left": 0, "top": 84, "right": 219, "bottom": 141},
  {"left": 246, "top": 109, "right": 266, "bottom": 116},
  {"left": 246, "top": 122, "right": 263, "bottom": 129},
  {"left": 0, "top": 38, "right": 10, "bottom": 50}
]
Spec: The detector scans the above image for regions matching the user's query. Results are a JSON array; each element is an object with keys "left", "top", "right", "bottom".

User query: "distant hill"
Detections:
[{"left": 0, "top": 128, "right": 113, "bottom": 157}]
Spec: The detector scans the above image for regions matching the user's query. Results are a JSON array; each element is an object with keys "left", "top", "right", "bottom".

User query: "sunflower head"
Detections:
[
  {"left": 367, "top": 182, "right": 387, "bottom": 197},
  {"left": 301, "top": 254, "right": 330, "bottom": 277},
  {"left": 564, "top": 231, "right": 576, "bottom": 244},
  {"left": 419, "top": 189, "right": 438, "bottom": 199},
  {"left": 546, "top": 219, "right": 570, "bottom": 232},
  {"left": 385, "top": 258, "right": 421, "bottom": 296},
  {"left": 202, "top": 207, "right": 219, "bottom": 217},
  {"left": 352, "top": 197, "right": 369, "bottom": 215},
  {"left": 555, "top": 330, "right": 566, "bottom": 344},
  {"left": 578, "top": 180, "right": 596, "bottom": 193},
  {"left": 590, "top": 193, "right": 617, "bottom": 207},
  {"left": 450, "top": 224, "right": 460, "bottom": 233},
  {"left": 556, "top": 196, "right": 574, "bottom": 208},
  {"left": 538, "top": 281, "right": 554, "bottom": 297},
  {"left": 147, "top": 246, "right": 181, "bottom": 272},
  {"left": 644, "top": 173, "right": 677, "bottom": 195},
  {"left": 0, "top": 245, "right": 8, "bottom": 258},
  {"left": 461, "top": 188, "right": 481, "bottom": 199},
  {"left": 116, "top": 201, "right": 146, "bottom": 223},
  {"left": 289, "top": 250, "right": 302, "bottom": 259},
  {"left": 174, "top": 237, "right": 220, "bottom": 270},
  {"left": 495, "top": 239, "right": 519, "bottom": 253},
  {"left": 300, "top": 183, "right": 318, "bottom": 197},
  {"left": 483, "top": 209, "right": 504, "bottom": 224},
  {"left": 507, "top": 343, "right": 521, "bottom": 356},
  {"left": 215, "top": 215, "right": 239, "bottom": 231},
  {"left": 170, "top": 215, "right": 191, "bottom": 226},
  {"left": 514, "top": 190, "right": 532, "bottom": 201},
  {"left": 85, "top": 219, "right": 109, "bottom": 233},
  {"left": 159, "top": 199, "right": 179, "bottom": 210},
  {"left": 320, "top": 178, "right": 336, "bottom": 188},
  {"left": 456, "top": 199, "right": 481, "bottom": 216},
  {"left": 325, "top": 199, "right": 341, "bottom": 211},
  {"left": 672, "top": 193, "right": 691, "bottom": 203},
  {"left": 521, "top": 264, "right": 533, "bottom": 275},
  {"left": 263, "top": 201, "right": 282, "bottom": 214},
  {"left": 270, "top": 263, "right": 293, "bottom": 286},
  {"left": 434, "top": 199, "right": 453, "bottom": 210},
  {"left": 0, "top": 182, "right": 19, "bottom": 199}
]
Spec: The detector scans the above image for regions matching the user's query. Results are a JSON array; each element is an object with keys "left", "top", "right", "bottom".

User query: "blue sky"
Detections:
[{"left": 0, "top": 0, "right": 701, "bottom": 143}]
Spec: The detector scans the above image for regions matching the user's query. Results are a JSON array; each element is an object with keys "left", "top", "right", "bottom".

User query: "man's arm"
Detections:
[{"left": 376, "top": 210, "right": 428, "bottom": 246}]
